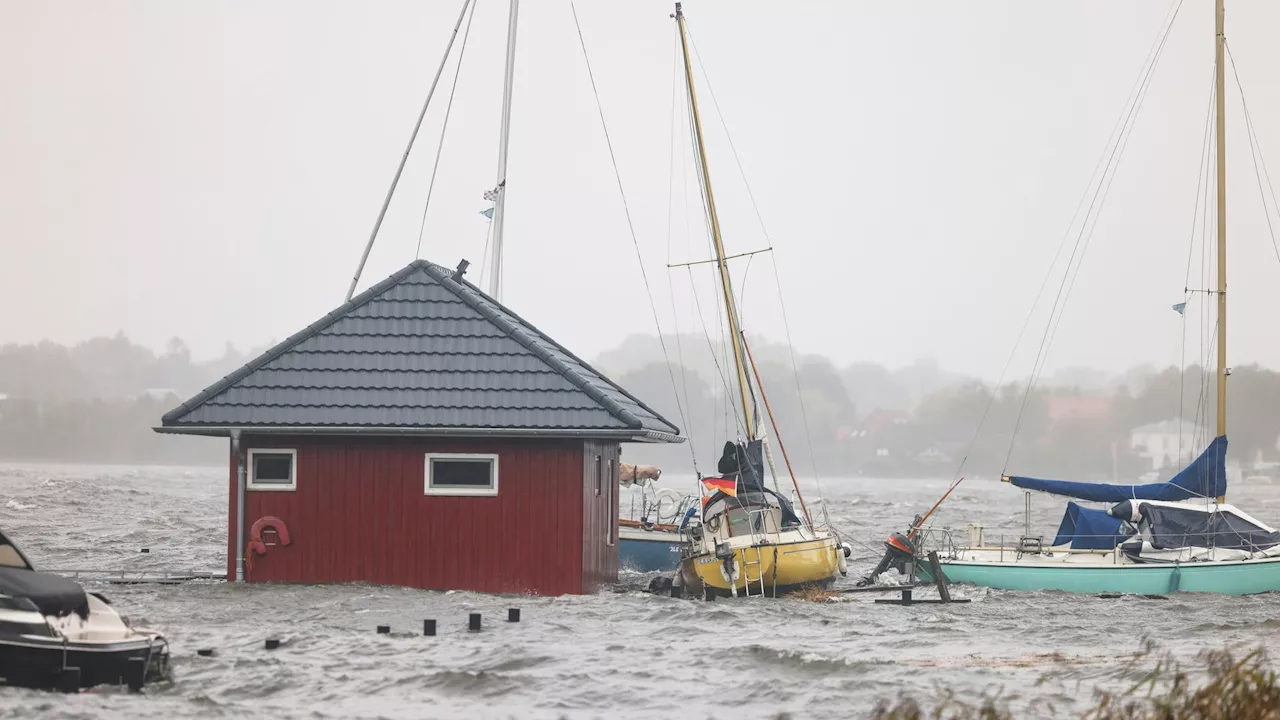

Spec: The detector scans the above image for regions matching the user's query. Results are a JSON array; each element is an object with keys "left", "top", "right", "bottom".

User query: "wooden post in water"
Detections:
[{"left": 927, "top": 551, "right": 951, "bottom": 603}]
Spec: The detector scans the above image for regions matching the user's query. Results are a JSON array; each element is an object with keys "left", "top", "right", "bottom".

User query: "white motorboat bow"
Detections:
[{"left": 0, "top": 529, "right": 169, "bottom": 692}]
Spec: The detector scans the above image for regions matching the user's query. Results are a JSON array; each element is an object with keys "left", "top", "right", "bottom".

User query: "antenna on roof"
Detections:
[{"left": 453, "top": 259, "right": 470, "bottom": 282}]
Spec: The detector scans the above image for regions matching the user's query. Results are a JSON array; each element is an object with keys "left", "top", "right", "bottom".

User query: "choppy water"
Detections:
[{"left": 1, "top": 463, "right": 1279, "bottom": 719}]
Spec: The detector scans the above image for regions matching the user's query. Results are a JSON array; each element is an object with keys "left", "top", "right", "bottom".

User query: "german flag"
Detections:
[{"left": 702, "top": 476, "right": 737, "bottom": 497}]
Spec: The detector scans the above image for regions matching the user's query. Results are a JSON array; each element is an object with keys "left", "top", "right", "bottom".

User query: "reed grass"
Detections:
[{"left": 871, "top": 644, "right": 1280, "bottom": 720}]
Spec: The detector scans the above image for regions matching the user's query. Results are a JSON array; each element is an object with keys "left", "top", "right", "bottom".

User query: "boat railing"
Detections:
[{"left": 913, "top": 526, "right": 1279, "bottom": 563}]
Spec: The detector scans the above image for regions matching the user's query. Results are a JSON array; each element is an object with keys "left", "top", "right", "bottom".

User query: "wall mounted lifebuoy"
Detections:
[{"left": 244, "top": 516, "right": 291, "bottom": 577}]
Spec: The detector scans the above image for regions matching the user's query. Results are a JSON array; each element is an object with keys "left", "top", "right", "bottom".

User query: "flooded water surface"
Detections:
[{"left": 2, "top": 463, "right": 1279, "bottom": 719}]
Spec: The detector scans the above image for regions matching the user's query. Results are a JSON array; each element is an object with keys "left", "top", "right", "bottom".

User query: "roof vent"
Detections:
[{"left": 452, "top": 259, "right": 470, "bottom": 282}]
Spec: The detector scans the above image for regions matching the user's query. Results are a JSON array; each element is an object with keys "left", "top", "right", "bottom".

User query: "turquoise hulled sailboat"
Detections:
[{"left": 915, "top": 0, "right": 1280, "bottom": 596}]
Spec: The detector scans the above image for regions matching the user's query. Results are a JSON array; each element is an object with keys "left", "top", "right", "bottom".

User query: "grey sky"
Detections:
[{"left": 3, "top": 1, "right": 1279, "bottom": 380}]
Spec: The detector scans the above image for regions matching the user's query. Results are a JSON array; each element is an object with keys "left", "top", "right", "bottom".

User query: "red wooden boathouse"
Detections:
[{"left": 156, "top": 259, "right": 681, "bottom": 595}]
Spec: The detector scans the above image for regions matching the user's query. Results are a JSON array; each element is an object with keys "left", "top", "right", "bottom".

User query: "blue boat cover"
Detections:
[
  {"left": 1009, "top": 435, "right": 1227, "bottom": 502},
  {"left": 1052, "top": 501, "right": 1131, "bottom": 549}
]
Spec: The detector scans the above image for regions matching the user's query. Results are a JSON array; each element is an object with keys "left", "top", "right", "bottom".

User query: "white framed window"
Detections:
[
  {"left": 425, "top": 453, "right": 499, "bottom": 497},
  {"left": 247, "top": 449, "right": 297, "bottom": 491}
]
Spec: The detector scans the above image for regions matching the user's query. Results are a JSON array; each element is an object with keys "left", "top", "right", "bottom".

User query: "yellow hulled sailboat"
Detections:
[{"left": 670, "top": 3, "right": 845, "bottom": 598}]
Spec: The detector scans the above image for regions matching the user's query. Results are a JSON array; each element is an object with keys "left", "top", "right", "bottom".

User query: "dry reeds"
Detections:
[{"left": 871, "top": 644, "right": 1280, "bottom": 720}]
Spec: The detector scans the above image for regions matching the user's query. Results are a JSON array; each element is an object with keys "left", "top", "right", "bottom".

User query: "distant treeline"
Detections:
[
  {"left": 2, "top": 332, "right": 1279, "bottom": 477},
  {"left": 602, "top": 334, "right": 1280, "bottom": 481},
  {"left": 0, "top": 334, "right": 262, "bottom": 465}
]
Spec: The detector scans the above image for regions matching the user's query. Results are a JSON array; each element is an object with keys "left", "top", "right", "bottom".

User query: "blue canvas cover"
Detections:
[
  {"left": 1052, "top": 501, "right": 1131, "bottom": 549},
  {"left": 1009, "top": 435, "right": 1227, "bottom": 503}
]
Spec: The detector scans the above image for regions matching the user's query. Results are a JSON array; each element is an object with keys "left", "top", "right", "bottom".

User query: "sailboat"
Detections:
[
  {"left": 908, "top": 0, "right": 1280, "bottom": 596},
  {"left": 668, "top": 4, "right": 846, "bottom": 598}
]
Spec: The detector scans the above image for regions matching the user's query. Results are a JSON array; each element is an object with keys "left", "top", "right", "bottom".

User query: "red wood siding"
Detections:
[
  {"left": 580, "top": 441, "right": 621, "bottom": 591},
  {"left": 234, "top": 436, "right": 588, "bottom": 595}
]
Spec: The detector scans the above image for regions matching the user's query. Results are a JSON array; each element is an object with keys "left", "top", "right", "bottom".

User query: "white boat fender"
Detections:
[{"left": 837, "top": 542, "right": 852, "bottom": 575}]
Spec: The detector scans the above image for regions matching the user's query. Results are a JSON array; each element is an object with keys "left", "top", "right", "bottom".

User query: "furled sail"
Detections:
[{"left": 1008, "top": 435, "right": 1227, "bottom": 503}]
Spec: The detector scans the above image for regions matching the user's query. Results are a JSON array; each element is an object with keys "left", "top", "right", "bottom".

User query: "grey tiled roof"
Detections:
[{"left": 159, "top": 260, "right": 681, "bottom": 442}]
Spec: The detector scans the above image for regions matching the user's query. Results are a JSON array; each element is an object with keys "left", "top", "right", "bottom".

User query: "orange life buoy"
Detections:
[{"left": 244, "top": 516, "right": 291, "bottom": 579}]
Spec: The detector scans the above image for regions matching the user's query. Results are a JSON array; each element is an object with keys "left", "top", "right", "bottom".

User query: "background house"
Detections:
[{"left": 1130, "top": 419, "right": 1208, "bottom": 471}]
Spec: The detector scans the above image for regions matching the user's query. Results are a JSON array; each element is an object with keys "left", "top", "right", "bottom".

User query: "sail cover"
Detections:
[
  {"left": 716, "top": 440, "right": 766, "bottom": 493},
  {"left": 1009, "top": 435, "right": 1227, "bottom": 503},
  {"left": 1052, "top": 501, "right": 1132, "bottom": 549}
]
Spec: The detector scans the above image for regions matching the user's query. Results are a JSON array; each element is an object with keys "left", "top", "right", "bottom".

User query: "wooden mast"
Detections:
[
  {"left": 674, "top": 3, "right": 756, "bottom": 439},
  {"left": 1214, "top": 0, "right": 1227, "bottom": 502}
]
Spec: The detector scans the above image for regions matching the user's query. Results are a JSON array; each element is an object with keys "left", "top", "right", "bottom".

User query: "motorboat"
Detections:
[{"left": 0, "top": 529, "right": 170, "bottom": 691}]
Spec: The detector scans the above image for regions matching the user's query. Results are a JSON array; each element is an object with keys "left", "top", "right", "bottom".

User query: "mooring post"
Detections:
[
  {"left": 508, "top": 608, "right": 520, "bottom": 623},
  {"left": 927, "top": 550, "right": 951, "bottom": 603},
  {"left": 376, "top": 625, "right": 390, "bottom": 635},
  {"left": 424, "top": 619, "right": 436, "bottom": 636},
  {"left": 469, "top": 613, "right": 482, "bottom": 632}
]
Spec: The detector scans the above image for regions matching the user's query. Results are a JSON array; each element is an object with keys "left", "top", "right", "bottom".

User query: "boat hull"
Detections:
[
  {"left": 680, "top": 536, "right": 840, "bottom": 597},
  {"left": 618, "top": 526, "right": 682, "bottom": 572},
  {"left": 0, "top": 635, "right": 169, "bottom": 690},
  {"left": 919, "top": 555, "right": 1280, "bottom": 596}
]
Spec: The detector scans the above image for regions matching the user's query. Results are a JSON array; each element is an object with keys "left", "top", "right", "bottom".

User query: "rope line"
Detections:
[
  {"left": 568, "top": 2, "right": 692, "bottom": 445},
  {"left": 414, "top": 0, "right": 478, "bottom": 258},
  {"left": 1003, "top": 0, "right": 1184, "bottom": 471}
]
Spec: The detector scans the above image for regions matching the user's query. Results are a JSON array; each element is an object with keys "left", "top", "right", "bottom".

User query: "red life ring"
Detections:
[{"left": 245, "top": 516, "right": 291, "bottom": 577}]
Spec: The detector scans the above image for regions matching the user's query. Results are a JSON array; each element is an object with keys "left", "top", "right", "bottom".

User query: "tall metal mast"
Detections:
[
  {"left": 674, "top": 3, "right": 755, "bottom": 440},
  {"left": 487, "top": 0, "right": 520, "bottom": 301},
  {"left": 1214, "top": 0, "right": 1227, "bottom": 501}
]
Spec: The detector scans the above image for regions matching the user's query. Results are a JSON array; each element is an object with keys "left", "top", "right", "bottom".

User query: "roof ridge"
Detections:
[
  {"left": 419, "top": 264, "right": 679, "bottom": 436},
  {"left": 420, "top": 263, "right": 649, "bottom": 431},
  {"left": 161, "top": 261, "right": 432, "bottom": 425}
]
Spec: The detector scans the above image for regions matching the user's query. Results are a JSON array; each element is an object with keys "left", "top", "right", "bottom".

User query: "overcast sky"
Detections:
[{"left": 3, "top": 1, "right": 1280, "bottom": 380}]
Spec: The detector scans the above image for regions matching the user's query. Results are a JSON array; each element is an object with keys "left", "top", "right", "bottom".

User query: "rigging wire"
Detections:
[
  {"left": 1226, "top": 42, "right": 1280, "bottom": 268},
  {"left": 414, "top": 0, "right": 479, "bottom": 258},
  {"left": 676, "top": 56, "right": 746, "bottom": 442},
  {"left": 1180, "top": 75, "right": 1218, "bottom": 460},
  {"left": 682, "top": 21, "right": 830, "bottom": 517},
  {"left": 1002, "top": 0, "right": 1185, "bottom": 471},
  {"left": 946, "top": 0, "right": 1186, "bottom": 482},
  {"left": 568, "top": 2, "right": 694, "bottom": 448},
  {"left": 664, "top": 24, "right": 699, "bottom": 471}
]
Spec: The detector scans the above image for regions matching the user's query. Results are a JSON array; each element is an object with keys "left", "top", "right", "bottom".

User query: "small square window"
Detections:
[
  {"left": 247, "top": 449, "right": 296, "bottom": 491},
  {"left": 425, "top": 453, "right": 498, "bottom": 497}
]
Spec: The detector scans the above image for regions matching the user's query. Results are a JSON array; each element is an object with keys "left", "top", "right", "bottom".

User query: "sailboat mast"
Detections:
[
  {"left": 674, "top": 3, "right": 756, "bottom": 439},
  {"left": 1214, "top": 0, "right": 1227, "bottom": 500},
  {"left": 488, "top": 0, "right": 520, "bottom": 301}
]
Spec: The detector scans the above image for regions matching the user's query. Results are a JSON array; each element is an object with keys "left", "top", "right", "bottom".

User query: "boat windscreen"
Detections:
[
  {"left": 0, "top": 530, "right": 33, "bottom": 570},
  {"left": 703, "top": 489, "right": 802, "bottom": 528}
]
